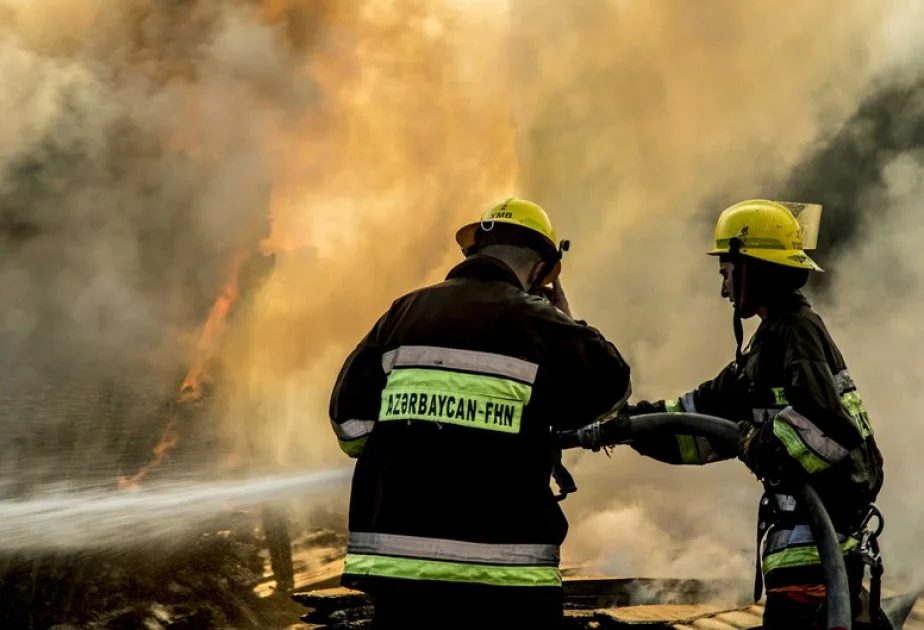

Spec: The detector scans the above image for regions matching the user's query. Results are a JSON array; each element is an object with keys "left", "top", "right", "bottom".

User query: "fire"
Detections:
[{"left": 118, "top": 249, "right": 250, "bottom": 490}]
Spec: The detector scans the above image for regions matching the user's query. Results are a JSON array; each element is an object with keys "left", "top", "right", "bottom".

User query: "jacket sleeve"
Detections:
[
  {"left": 741, "top": 322, "right": 863, "bottom": 480},
  {"left": 629, "top": 361, "right": 746, "bottom": 465},
  {"left": 547, "top": 319, "right": 632, "bottom": 433},
  {"left": 329, "top": 310, "right": 390, "bottom": 458}
]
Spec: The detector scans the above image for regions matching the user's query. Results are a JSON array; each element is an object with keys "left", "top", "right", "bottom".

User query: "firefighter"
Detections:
[
  {"left": 624, "top": 200, "right": 885, "bottom": 629},
  {"left": 329, "top": 197, "right": 632, "bottom": 630}
]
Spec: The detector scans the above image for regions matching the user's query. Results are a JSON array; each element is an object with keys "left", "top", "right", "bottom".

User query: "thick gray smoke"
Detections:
[{"left": 0, "top": 1, "right": 303, "bottom": 488}]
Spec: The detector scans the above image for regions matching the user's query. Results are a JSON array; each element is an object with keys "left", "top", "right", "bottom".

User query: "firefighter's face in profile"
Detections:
[{"left": 719, "top": 261, "right": 734, "bottom": 304}]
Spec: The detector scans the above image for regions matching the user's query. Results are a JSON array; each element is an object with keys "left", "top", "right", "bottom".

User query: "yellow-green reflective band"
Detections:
[
  {"left": 842, "top": 391, "right": 873, "bottom": 438},
  {"left": 664, "top": 398, "right": 682, "bottom": 413},
  {"left": 772, "top": 417, "right": 830, "bottom": 474},
  {"left": 379, "top": 368, "right": 531, "bottom": 434},
  {"left": 771, "top": 387, "right": 789, "bottom": 406},
  {"left": 677, "top": 435, "right": 700, "bottom": 464},
  {"left": 343, "top": 553, "right": 561, "bottom": 587},
  {"left": 339, "top": 436, "right": 368, "bottom": 458},
  {"left": 763, "top": 537, "right": 859, "bottom": 574}
]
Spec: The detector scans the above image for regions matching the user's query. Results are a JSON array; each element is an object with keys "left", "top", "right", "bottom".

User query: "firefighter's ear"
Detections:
[{"left": 527, "top": 261, "right": 547, "bottom": 287}]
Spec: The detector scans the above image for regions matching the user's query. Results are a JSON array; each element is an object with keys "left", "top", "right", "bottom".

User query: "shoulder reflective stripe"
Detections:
[
  {"left": 680, "top": 392, "right": 697, "bottom": 413},
  {"left": 348, "top": 532, "right": 559, "bottom": 566},
  {"left": 381, "top": 346, "right": 539, "bottom": 384},
  {"left": 339, "top": 436, "right": 368, "bottom": 458},
  {"left": 379, "top": 369, "right": 530, "bottom": 433},
  {"left": 343, "top": 553, "right": 561, "bottom": 587},
  {"left": 764, "top": 524, "right": 850, "bottom": 555},
  {"left": 779, "top": 407, "right": 850, "bottom": 462},
  {"left": 762, "top": 537, "right": 859, "bottom": 574},
  {"left": 664, "top": 398, "right": 682, "bottom": 413},
  {"left": 332, "top": 418, "right": 376, "bottom": 441}
]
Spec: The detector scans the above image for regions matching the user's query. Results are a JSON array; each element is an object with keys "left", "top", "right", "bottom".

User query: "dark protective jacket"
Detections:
[
  {"left": 329, "top": 255, "right": 632, "bottom": 599},
  {"left": 629, "top": 292, "right": 883, "bottom": 592}
]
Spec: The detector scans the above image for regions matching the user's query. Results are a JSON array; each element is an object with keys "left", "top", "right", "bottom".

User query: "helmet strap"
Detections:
[{"left": 729, "top": 238, "right": 745, "bottom": 366}]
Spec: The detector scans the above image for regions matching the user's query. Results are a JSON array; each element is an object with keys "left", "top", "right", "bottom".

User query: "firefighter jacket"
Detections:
[
  {"left": 628, "top": 292, "right": 884, "bottom": 591},
  {"left": 329, "top": 255, "right": 632, "bottom": 597}
]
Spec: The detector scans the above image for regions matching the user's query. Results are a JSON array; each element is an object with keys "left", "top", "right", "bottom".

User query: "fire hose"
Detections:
[{"left": 555, "top": 412, "right": 853, "bottom": 630}]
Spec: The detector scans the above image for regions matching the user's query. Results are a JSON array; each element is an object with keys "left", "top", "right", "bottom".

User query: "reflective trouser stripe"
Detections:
[
  {"left": 772, "top": 407, "right": 850, "bottom": 474},
  {"left": 763, "top": 537, "right": 859, "bottom": 574},
  {"left": 348, "top": 532, "right": 559, "bottom": 566},
  {"left": 382, "top": 345, "right": 539, "bottom": 384},
  {"left": 765, "top": 523, "right": 848, "bottom": 553},
  {"left": 379, "top": 368, "right": 531, "bottom": 433},
  {"left": 343, "top": 553, "right": 562, "bottom": 587}
]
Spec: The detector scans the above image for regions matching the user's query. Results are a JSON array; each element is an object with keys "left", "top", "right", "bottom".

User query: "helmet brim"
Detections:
[{"left": 707, "top": 248, "right": 824, "bottom": 272}]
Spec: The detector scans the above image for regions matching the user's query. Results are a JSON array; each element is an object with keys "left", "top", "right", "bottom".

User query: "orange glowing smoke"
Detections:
[{"left": 118, "top": 249, "right": 249, "bottom": 490}]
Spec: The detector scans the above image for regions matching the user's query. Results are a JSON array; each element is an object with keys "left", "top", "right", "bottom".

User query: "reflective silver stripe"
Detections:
[
  {"left": 835, "top": 369, "right": 856, "bottom": 395},
  {"left": 332, "top": 418, "right": 375, "bottom": 441},
  {"left": 778, "top": 407, "right": 850, "bottom": 464},
  {"left": 381, "top": 346, "right": 539, "bottom": 384},
  {"left": 693, "top": 435, "right": 724, "bottom": 463},
  {"left": 752, "top": 407, "right": 785, "bottom": 425},
  {"left": 680, "top": 391, "right": 696, "bottom": 413},
  {"left": 775, "top": 494, "right": 797, "bottom": 512},
  {"left": 348, "top": 532, "right": 560, "bottom": 567},
  {"left": 765, "top": 524, "right": 849, "bottom": 554}
]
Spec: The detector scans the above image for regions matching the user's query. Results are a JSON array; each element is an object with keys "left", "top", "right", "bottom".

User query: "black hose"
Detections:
[
  {"left": 556, "top": 411, "right": 852, "bottom": 630},
  {"left": 797, "top": 483, "right": 852, "bottom": 630}
]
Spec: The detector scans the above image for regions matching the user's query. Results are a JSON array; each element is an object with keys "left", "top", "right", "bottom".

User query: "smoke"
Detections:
[{"left": 3, "top": 0, "right": 924, "bottom": 593}]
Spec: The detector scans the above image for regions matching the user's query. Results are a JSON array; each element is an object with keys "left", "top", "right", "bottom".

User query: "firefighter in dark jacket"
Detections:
[
  {"left": 328, "top": 197, "right": 633, "bottom": 630},
  {"left": 626, "top": 200, "right": 885, "bottom": 629}
]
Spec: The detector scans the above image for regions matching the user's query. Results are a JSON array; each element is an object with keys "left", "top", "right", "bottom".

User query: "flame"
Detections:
[{"left": 118, "top": 248, "right": 250, "bottom": 490}]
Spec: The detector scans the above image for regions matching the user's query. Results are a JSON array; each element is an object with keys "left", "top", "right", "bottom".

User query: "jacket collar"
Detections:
[{"left": 446, "top": 255, "right": 525, "bottom": 290}]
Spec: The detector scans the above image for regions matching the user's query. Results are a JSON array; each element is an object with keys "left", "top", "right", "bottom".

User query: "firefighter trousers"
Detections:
[{"left": 369, "top": 586, "right": 565, "bottom": 630}]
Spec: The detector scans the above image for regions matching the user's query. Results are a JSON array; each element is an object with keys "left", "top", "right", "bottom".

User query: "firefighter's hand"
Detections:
[
  {"left": 540, "top": 278, "right": 572, "bottom": 317},
  {"left": 626, "top": 401, "right": 660, "bottom": 417},
  {"left": 737, "top": 421, "right": 762, "bottom": 474}
]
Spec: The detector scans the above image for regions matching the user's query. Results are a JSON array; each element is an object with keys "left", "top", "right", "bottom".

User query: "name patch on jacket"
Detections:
[{"left": 378, "top": 367, "right": 531, "bottom": 434}]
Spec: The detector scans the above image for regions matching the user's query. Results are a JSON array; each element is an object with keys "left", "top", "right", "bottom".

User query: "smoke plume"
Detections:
[{"left": 2, "top": 0, "right": 923, "bottom": 593}]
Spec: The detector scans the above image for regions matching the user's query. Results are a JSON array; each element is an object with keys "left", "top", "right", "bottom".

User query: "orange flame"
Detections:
[{"left": 118, "top": 249, "right": 249, "bottom": 490}]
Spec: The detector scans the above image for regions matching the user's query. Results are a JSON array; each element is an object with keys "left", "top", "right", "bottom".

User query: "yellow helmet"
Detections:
[
  {"left": 706, "top": 199, "right": 824, "bottom": 272},
  {"left": 456, "top": 197, "right": 564, "bottom": 282}
]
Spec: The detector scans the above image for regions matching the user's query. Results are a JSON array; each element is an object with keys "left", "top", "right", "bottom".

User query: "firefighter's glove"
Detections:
[
  {"left": 577, "top": 411, "right": 632, "bottom": 451},
  {"left": 737, "top": 420, "right": 761, "bottom": 475},
  {"left": 625, "top": 400, "right": 661, "bottom": 417}
]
